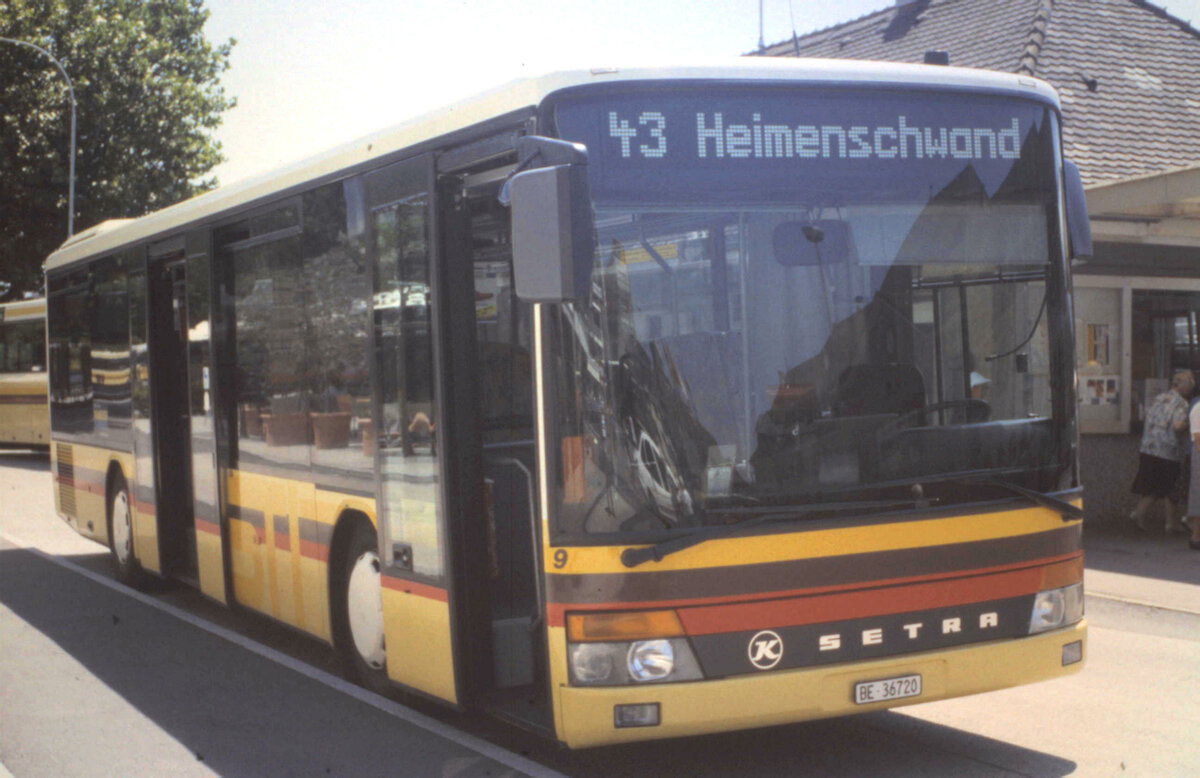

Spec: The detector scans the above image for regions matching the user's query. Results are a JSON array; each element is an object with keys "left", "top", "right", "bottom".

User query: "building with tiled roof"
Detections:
[
  {"left": 763, "top": 0, "right": 1200, "bottom": 530},
  {"left": 760, "top": 0, "right": 1200, "bottom": 186}
]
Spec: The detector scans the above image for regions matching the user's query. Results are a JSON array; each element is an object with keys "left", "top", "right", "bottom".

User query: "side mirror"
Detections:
[
  {"left": 509, "top": 137, "right": 595, "bottom": 302},
  {"left": 1063, "top": 159, "right": 1093, "bottom": 261}
]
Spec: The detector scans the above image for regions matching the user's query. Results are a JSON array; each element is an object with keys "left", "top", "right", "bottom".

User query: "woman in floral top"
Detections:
[{"left": 1130, "top": 370, "right": 1195, "bottom": 531}]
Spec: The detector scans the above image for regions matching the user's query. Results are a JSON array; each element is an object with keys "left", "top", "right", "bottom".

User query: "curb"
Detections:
[{"left": 1085, "top": 590, "right": 1200, "bottom": 617}]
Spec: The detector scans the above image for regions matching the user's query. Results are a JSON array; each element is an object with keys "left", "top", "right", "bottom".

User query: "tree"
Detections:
[{"left": 0, "top": 0, "right": 234, "bottom": 298}]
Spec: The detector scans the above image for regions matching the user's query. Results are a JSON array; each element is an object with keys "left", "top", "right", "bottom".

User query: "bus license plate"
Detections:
[{"left": 854, "top": 674, "right": 922, "bottom": 705}]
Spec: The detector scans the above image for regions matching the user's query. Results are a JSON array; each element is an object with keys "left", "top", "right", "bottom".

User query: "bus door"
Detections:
[
  {"left": 443, "top": 157, "right": 550, "bottom": 728},
  {"left": 182, "top": 230, "right": 228, "bottom": 602},
  {"left": 364, "top": 155, "right": 461, "bottom": 703},
  {"left": 144, "top": 241, "right": 204, "bottom": 586}
]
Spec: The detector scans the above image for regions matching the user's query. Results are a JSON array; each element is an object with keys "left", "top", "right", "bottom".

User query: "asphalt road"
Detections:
[{"left": 2, "top": 449, "right": 1198, "bottom": 777}]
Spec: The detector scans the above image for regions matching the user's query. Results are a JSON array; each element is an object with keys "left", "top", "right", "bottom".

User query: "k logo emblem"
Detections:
[{"left": 748, "top": 630, "right": 784, "bottom": 670}]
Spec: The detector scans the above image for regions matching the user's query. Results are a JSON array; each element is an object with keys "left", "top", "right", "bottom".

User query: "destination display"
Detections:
[{"left": 552, "top": 87, "right": 1056, "bottom": 205}]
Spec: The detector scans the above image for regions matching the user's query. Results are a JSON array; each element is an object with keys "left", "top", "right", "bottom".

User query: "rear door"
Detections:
[{"left": 184, "top": 229, "right": 228, "bottom": 602}]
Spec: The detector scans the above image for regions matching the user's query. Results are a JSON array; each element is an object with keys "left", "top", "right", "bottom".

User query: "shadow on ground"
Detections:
[
  {"left": 521, "top": 707, "right": 1078, "bottom": 777},
  {"left": 2, "top": 546, "right": 1078, "bottom": 777},
  {"left": 0, "top": 449, "right": 50, "bottom": 472},
  {"left": 0, "top": 546, "right": 519, "bottom": 777}
]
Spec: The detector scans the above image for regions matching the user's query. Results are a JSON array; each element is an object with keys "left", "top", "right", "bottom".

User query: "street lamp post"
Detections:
[{"left": 0, "top": 36, "right": 77, "bottom": 237}]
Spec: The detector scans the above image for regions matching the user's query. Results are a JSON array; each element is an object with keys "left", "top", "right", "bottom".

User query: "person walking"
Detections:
[
  {"left": 1186, "top": 394, "right": 1200, "bottom": 549},
  {"left": 1130, "top": 370, "right": 1195, "bottom": 532}
]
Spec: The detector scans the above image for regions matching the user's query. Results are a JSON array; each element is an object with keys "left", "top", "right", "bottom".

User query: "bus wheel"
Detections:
[
  {"left": 108, "top": 478, "right": 146, "bottom": 588},
  {"left": 336, "top": 521, "right": 389, "bottom": 693}
]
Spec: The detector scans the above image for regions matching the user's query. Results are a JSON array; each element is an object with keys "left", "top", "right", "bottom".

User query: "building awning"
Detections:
[{"left": 1086, "top": 164, "right": 1200, "bottom": 248}]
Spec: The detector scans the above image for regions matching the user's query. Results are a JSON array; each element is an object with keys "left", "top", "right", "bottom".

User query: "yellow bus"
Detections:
[
  {"left": 0, "top": 297, "right": 49, "bottom": 449},
  {"left": 44, "top": 60, "right": 1092, "bottom": 747}
]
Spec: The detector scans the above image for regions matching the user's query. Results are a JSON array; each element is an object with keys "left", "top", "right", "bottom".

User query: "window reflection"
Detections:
[{"left": 373, "top": 198, "right": 443, "bottom": 579}]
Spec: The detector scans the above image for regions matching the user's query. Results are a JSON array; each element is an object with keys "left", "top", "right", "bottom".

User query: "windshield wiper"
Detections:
[
  {"left": 943, "top": 476, "right": 1083, "bottom": 522},
  {"left": 620, "top": 499, "right": 921, "bottom": 568}
]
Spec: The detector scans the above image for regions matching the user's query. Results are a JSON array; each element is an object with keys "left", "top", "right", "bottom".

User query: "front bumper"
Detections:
[{"left": 555, "top": 619, "right": 1086, "bottom": 748}]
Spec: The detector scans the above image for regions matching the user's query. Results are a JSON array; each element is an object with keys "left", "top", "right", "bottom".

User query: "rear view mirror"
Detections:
[
  {"left": 773, "top": 220, "right": 852, "bottom": 266},
  {"left": 1063, "top": 159, "right": 1092, "bottom": 260},
  {"left": 509, "top": 137, "right": 595, "bottom": 303}
]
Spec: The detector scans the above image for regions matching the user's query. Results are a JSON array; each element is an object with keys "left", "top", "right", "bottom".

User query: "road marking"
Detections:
[
  {"left": 1086, "top": 591, "right": 1200, "bottom": 617},
  {"left": 2, "top": 535, "right": 565, "bottom": 778}
]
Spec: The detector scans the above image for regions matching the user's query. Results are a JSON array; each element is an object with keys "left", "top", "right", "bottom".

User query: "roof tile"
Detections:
[{"left": 764, "top": 0, "right": 1200, "bottom": 184}]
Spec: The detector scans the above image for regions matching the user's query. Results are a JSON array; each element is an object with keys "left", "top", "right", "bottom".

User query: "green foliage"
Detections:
[{"left": 0, "top": 0, "right": 235, "bottom": 296}]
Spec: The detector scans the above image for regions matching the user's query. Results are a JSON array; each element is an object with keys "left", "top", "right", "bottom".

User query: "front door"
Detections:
[
  {"left": 366, "top": 155, "right": 460, "bottom": 703},
  {"left": 461, "top": 174, "right": 546, "bottom": 718}
]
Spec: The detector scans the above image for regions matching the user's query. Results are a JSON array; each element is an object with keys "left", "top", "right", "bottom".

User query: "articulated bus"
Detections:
[
  {"left": 0, "top": 297, "right": 49, "bottom": 449},
  {"left": 45, "top": 60, "right": 1092, "bottom": 747}
]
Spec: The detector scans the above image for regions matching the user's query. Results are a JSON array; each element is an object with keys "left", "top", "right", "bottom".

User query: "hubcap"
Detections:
[
  {"left": 111, "top": 489, "right": 132, "bottom": 565},
  {"left": 347, "top": 550, "right": 386, "bottom": 669}
]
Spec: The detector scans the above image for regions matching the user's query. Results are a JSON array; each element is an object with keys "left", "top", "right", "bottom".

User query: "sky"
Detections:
[{"left": 201, "top": 0, "right": 1200, "bottom": 186}]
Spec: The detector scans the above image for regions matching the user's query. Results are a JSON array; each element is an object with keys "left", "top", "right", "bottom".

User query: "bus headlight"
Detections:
[
  {"left": 628, "top": 639, "right": 674, "bottom": 681},
  {"left": 566, "top": 609, "right": 703, "bottom": 686},
  {"left": 1028, "top": 583, "right": 1084, "bottom": 634},
  {"left": 571, "top": 642, "right": 618, "bottom": 684},
  {"left": 569, "top": 639, "right": 702, "bottom": 686}
]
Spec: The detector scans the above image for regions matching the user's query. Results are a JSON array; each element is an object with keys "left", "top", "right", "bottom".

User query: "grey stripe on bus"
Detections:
[
  {"left": 298, "top": 517, "right": 332, "bottom": 546},
  {"left": 546, "top": 523, "right": 1082, "bottom": 605},
  {"left": 228, "top": 503, "right": 266, "bottom": 530}
]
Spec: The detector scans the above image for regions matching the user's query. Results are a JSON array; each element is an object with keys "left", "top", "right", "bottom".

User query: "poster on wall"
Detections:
[
  {"left": 1084, "top": 375, "right": 1120, "bottom": 406},
  {"left": 1086, "top": 323, "right": 1110, "bottom": 366}
]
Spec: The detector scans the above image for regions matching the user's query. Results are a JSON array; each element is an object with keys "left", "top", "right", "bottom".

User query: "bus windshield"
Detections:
[{"left": 548, "top": 87, "right": 1071, "bottom": 536}]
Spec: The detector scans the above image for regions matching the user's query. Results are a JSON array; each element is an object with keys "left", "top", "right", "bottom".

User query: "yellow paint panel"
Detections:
[
  {"left": 226, "top": 469, "right": 269, "bottom": 614},
  {"left": 128, "top": 455, "right": 161, "bottom": 575},
  {"left": 552, "top": 620, "right": 1086, "bottom": 748},
  {"left": 382, "top": 587, "right": 457, "bottom": 704},
  {"left": 552, "top": 502, "right": 1084, "bottom": 576},
  {"left": 273, "top": 479, "right": 317, "bottom": 626},
  {"left": 72, "top": 488, "right": 108, "bottom": 545},
  {"left": 195, "top": 523, "right": 225, "bottom": 599},
  {"left": 223, "top": 469, "right": 349, "bottom": 643},
  {"left": 73, "top": 445, "right": 128, "bottom": 546},
  {"left": 0, "top": 372, "right": 48, "bottom": 445}
]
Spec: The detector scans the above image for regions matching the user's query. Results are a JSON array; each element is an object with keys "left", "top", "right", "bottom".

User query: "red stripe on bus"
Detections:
[
  {"left": 546, "top": 552, "right": 1081, "bottom": 629},
  {"left": 381, "top": 575, "right": 449, "bottom": 603},
  {"left": 299, "top": 539, "right": 329, "bottom": 562},
  {"left": 275, "top": 531, "right": 292, "bottom": 551},
  {"left": 195, "top": 518, "right": 221, "bottom": 536},
  {"left": 674, "top": 566, "right": 1044, "bottom": 636},
  {"left": 53, "top": 471, "right": 108, "bottom": 497}
]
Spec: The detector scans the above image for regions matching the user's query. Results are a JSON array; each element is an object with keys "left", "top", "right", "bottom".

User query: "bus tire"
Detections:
[
  {"left": 107, "top": 476, "right": 147, "bottom": 589},
  {"left": 334, "top": 520, "right": 390, "bottom": 694}
]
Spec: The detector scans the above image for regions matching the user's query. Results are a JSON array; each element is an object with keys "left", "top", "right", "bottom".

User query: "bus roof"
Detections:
[{"left": 44, "top": 59, "right": 1059, "bottom": 273}]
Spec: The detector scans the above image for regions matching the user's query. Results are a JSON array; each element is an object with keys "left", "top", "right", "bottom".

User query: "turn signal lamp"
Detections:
[
  {"left": 567, "top": 609, "right": 685, "bottom": 642},
  {"left": 1037, "top": 557, "right": 1084, "bottom": 591}
]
